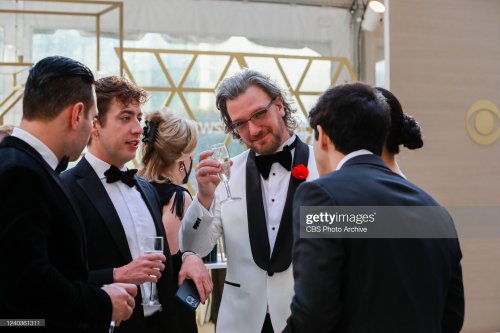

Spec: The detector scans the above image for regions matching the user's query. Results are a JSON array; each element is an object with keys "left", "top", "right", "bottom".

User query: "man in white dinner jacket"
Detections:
[{"left": 180, "top": 69, "right": 318, "bottom": 333}]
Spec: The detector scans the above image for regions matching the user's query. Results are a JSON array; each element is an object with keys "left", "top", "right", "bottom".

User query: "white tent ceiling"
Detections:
[
  {"left": 1, "top": 0, "right": 354, "bottom": 58},
  {"left": 209, "top": 0, "right": 354, "bottom": 9}
]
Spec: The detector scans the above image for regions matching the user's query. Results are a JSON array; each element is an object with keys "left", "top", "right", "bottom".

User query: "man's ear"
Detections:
[
  {"left": 317, "top": 125, "right": 331, "bottom": 151},
  {"left": 274, "top": 96, "right": 285, "bottom": 117},
  {"left": 91, "top": 116, "right": 100, "bottom": 139},
  {"left": 69, "top": 102, "right": 85, "bottom": 130}
]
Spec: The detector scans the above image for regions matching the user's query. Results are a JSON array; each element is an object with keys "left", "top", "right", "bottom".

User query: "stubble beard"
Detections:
[{"left": 248, "top": 128, "right": 287, "bottom": 155}]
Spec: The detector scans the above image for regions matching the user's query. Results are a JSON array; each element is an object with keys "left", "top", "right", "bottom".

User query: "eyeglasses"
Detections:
[{"left": 230, "top": 98, "right": 275, "bottom": 135}]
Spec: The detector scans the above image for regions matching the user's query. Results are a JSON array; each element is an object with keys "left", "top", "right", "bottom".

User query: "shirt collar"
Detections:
[
  {"left": 336, "top": 149, "right": 373, "bottom": 170},
  {"left": 12, "top": 127, "right": 59, "bottom": 170},
  {"left": 85, "top": 152, "right": 127, "bottom": 180}
]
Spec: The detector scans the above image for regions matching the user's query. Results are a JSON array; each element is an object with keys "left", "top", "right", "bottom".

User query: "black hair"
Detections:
[
  {"left": 375, "top": 87, "right": 423, "bottom": 155},
  {"left": 23, "top": 56, "right": 95, "bottom": 121},
  {"left": 309, "top": 82, "right": 390, "bottom": 156}
]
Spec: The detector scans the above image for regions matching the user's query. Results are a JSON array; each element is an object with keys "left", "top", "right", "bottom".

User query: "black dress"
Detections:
[
  {"left": 151, "top": 181, "right": 192, "bottom": 220},
  {"left": 150, "top": 181, "right": 198, "bottom": 333}
]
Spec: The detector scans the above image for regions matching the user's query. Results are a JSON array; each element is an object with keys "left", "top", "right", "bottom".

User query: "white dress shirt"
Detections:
[
  {"left": 85, "top": 152, "right": 160, "bottom": 316},
  {"left": 12, "top": 127, "right": 59, "bottom": 170},
  {"left": 257, "top": 134, "right": 297, "bottom": 254},
  {"left": 336, "top": 149, "right": 373, "bottom": 170}
]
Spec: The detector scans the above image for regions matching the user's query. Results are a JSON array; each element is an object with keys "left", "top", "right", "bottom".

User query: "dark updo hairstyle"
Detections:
[{"left": 376, "top": 87, "right": 423, "bottom": 155}]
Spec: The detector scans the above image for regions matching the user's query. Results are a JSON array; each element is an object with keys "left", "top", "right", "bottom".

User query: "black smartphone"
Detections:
[{"left": 175, "top": 279, "right": 200, "bottom": 310}]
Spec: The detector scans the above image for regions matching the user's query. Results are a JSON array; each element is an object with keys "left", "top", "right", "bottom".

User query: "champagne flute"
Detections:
[
  {"left": 212, "top": 143, "right": 241, "bottom": 203},
  {"left": 142, "top": 236, "right": 163, "bottom": 308}
]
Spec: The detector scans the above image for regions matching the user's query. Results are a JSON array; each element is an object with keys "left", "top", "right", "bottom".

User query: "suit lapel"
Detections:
[
  {"left": 269, "top": 137, "right": 309, "bottom": 273},
  {"left": 1, "top": 137, "right": 88, "bottom": 263},
  {"left": 51, "top": 167, "right": 89, "bottom": 264},
  {"left": 134, "top": 177, "right": 167, "bottom": 240},
  {"left": 134, "top": 176, "right": 174, "bottom": 307},
  {"left": 246, "top": 136, "right": 310, "bottom": 274},
  {"left": 246, "top": 151, "right": 271, "bottom": 272},
  {"left": 75, "top": 158, "right": 133, "bottom": 263}
]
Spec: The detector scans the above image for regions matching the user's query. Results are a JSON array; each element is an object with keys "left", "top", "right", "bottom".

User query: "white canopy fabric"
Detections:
[{"left": 1, "top": 0, "right": 353, "bottom": 58}]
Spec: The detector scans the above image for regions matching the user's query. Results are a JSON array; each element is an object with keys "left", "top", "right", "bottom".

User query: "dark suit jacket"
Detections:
[
  {"left": 61, "top": 157, "right": 182, "bottom": 333},
  {"left": 285, "top": 154, "right": 464, "bottom": 333},
  {"left": 0, "top": 137, "right": 111, "bottom": 332}
]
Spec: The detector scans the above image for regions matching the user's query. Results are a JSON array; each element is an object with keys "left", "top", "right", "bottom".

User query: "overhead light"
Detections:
[{"left": 361, "top": 1, "right": 386, "bottom": 31}]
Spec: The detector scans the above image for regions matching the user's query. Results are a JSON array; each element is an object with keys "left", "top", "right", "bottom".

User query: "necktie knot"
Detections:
[
  {"left": 255, "top": 138, "right": 297, "bottom": 180},
  {"left": 104, "top": 165, "right": 138, "bottom": 187}
]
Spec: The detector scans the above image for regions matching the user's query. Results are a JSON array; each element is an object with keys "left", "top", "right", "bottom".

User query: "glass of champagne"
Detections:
[
  {"left": 142, "top": 236, "right": 163, "bottom": 308},
  {"left": 212, "top": 143, "right": 241, "bottom": 203}
]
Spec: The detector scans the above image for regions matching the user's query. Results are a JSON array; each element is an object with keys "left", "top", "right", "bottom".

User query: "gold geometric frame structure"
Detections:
[
  {"left": 0, "top": 0, "right": 124, "bottom": 74},
  {"left": 118, "top": 47, "right": 356, "bottom": 122},
  {"left": 0, "top": 64, "right": 31, "bottom": 125},
  {"left": 0, "top": 0, "right": 124, "bottom": 125}
]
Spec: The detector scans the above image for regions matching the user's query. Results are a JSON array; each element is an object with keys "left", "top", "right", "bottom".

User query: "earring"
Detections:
[{"left": 179, "top": 165, "right": 185, "bottom": 172}]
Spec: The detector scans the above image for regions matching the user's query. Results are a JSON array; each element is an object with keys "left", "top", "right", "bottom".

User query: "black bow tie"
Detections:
[
  {"left": 255, "top": 139, "right": 297, "bottom": 180},
  {"left": 104, "top": 165, "right": 138, "bottom": 187},
  {"left": 55, "top": 156, "right": 69, "bottom": 174}
]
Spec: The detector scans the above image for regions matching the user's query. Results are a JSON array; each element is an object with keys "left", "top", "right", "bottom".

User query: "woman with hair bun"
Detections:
[
  {"left": 376, "top": 87, "right": 424, "bottom": 178},
  {"left": 141, "top": 110, "right": 198, "bottom": 254},
  {"left": 141, "top": 110, "right": 205, "bottom": 333}
]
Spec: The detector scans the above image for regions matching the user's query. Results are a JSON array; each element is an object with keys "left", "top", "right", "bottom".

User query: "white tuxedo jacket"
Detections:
[{"left": 181, "top": 138, "right": 318, "bottom": 333}]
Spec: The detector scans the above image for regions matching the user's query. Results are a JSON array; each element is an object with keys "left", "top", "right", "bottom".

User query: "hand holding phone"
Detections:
[{"left": 176, "top": 279, "right": 200, "bottom": 310}]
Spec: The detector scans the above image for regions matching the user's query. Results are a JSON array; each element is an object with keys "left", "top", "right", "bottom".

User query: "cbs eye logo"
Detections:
[{"left": 466, "top": 99, "right": 499, "bottom": 146}]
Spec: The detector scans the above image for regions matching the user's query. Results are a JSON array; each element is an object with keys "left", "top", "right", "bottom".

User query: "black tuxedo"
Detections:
[
  {"left": 286, "top": 154, "right": 464, "bottom": 333},
  {"left": 0, "top": 137, "right": 111, "bottom": 332},
  {"left": 61, "top": 157, "right": 182, "bottom": 333}
]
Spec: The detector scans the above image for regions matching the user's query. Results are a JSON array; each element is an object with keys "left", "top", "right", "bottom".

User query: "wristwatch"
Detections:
[{"left": 182, "top": 251, "right": 202, "bottom": 262}]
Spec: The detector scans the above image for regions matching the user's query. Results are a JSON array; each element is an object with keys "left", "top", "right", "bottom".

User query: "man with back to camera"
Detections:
[
  {"left": 284, "top": 82, "right": 464, "bottom": 333},
  {"left": 61, "top": 75, "right": 212, "bottom": 333},
  {"left": 0, "top": 56, "right": 136, "bottom": 332},
  {"left": 180, "top": 69, "right": 318, "bottom": 333}
]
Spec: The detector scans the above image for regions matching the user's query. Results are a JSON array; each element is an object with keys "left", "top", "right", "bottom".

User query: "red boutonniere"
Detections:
[{"left": 291, "top": 164, "right": 309, "bottom": 180}]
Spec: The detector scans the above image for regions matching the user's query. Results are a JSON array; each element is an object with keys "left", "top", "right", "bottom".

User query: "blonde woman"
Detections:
[
  {"left": 141, "top": 110, "right": 202, "bottom": 333},
  {"left": 141, "top": 110, "right": 197, "bottom": 254}
]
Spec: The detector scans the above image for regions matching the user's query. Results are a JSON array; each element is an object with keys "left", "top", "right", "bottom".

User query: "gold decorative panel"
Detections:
[
  {"left": 116, "top": 48, "right": 355, "bottom": 120},
  {"left": 0, "top": 0, "right": 124, "bottom": 125}
]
